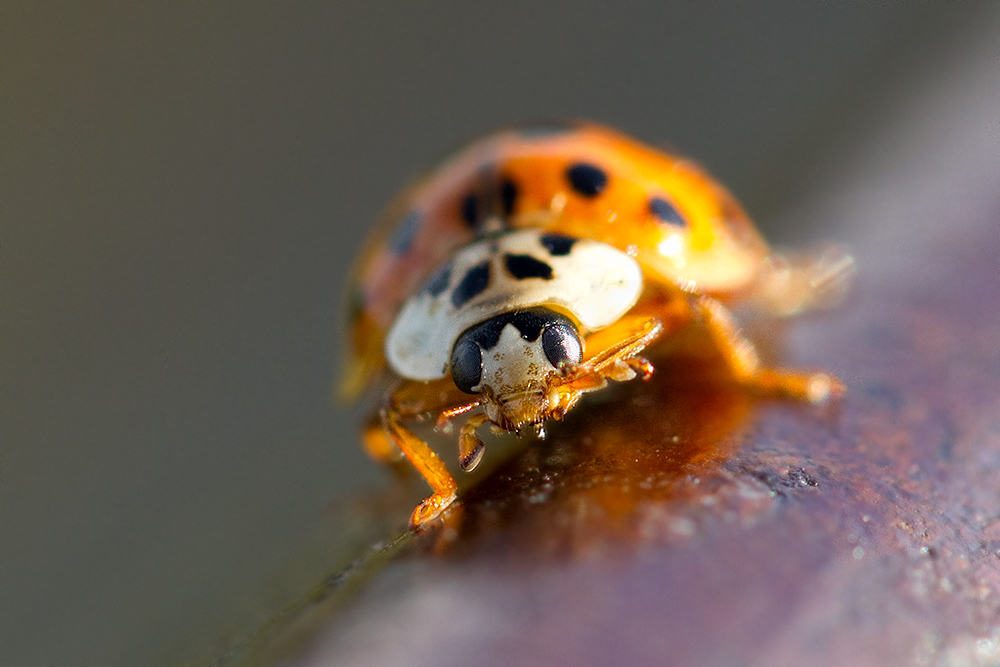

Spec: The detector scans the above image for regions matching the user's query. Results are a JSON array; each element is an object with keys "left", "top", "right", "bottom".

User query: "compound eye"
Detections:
[
  {"left": 541, "top": 323, "right": 582, "bottom": 370},
  {"left": 450, "top": 335, "right": 483, "bottom": 394}
]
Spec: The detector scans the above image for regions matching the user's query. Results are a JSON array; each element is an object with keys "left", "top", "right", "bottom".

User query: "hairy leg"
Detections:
[
  {"left": 555, "top": 316, "right": 666, "bottom": 402},
  {"left": 696, "top": 294, "right": 842, "bottom": 403},
  {"left": 372, "top": 378, "right": 482, "bottom": 528}
]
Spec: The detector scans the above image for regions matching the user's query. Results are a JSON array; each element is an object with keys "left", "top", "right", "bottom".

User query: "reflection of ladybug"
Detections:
[{"left": 342, "top": 120, "right": 852, "bottom": 528}]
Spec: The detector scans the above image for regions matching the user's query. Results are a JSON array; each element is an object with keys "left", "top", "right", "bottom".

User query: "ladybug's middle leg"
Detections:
[{"left": 695, "top": 294, "right": 843, "bottom": 404}]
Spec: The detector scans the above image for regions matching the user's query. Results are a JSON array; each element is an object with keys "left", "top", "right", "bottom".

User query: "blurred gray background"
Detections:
[{"left": 1, "top": 4, "right": 992, "bottom": 666}]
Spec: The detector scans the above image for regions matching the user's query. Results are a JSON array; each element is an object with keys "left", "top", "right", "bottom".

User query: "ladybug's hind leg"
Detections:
[
  {"left": 696, "top": 295, "right": 843, "bottom": 404},
  {"left": 750, "top": 245, "right": 855, "bottom": 317}
]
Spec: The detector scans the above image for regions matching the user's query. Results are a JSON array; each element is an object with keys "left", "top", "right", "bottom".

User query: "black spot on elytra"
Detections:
[
  {"left": 461, "top": 307, "right": 575, "bottom": 351},
  {"left": 500, "top": 178, "right": 518, "bottom": 216},
  {"left": 424, "top": 262, "right": 452, "bottom": 297},
  {"left": 649, "top": 196, "right": 686, "bottom": 227},
  {"left": 388, "top": 210, "right": 421, "bottom": 253},
  {"left": 451, "top": 261, "right": 491, "bottom": 308},
  {"left": 566, "top": 163, "right": 608, "bottom": 197},
  {"left": 461, "top": 193, "right": 479, "bottom": 228},
  {"left": 540, "top": 233, "right": 577, "bottom": 256},
  {"left": 504, "top": 253, "right": 553, "bottom": 280}
]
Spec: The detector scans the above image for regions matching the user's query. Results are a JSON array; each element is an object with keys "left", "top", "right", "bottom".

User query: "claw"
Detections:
[
  {"left": 409, "top": 492, "right": 457, "bottom": 529},
  {"left": 804, "top": 372, "right": 845, "bottom": 404},
  {"left": 627, "top": 356, "right": 655, "bottom": 381}
]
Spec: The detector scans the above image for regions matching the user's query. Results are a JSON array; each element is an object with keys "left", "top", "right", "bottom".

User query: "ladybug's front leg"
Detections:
[
  {"left": 554, "top": 316, "right": 665, "bottom": 399},
  {"left": 381, "top": 406, "right": 458, "bottom": 528},
  {"left": 372, "top": 379, "right": 482, "bottom": 528},
  {"left": 583, "top": 316, "right": 664, "bottom": 381}
]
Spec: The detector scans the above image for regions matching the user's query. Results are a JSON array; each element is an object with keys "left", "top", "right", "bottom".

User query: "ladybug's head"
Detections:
[{"left": 450, "top": 307, "right": 582, "bottom": 433}]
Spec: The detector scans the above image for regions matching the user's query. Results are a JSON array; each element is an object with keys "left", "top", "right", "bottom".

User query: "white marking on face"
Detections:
[{"left": 477, "top": 323, "right": 554, "bottom": 398}]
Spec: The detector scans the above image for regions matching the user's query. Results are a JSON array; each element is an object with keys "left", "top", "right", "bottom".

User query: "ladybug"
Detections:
[{"left": 342, "top": 120, "right": 852, "bottom": 528}]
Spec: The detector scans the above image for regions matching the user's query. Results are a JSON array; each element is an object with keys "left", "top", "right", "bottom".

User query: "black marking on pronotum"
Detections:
[
  {"left": 388, "top": 210, "right": 421, "bottom": 253},
  {"left": 461, "top": 193, "right": 479, "bottom": 228},
  {"left": 566, "top": 163, "right": 608, "bottom": 197},
  {"left": 539, "top": 233, "right": 577, "bottom": 256},
  {"left": 649, "top": 196, "right": 686, "bottom": 227},
  {"left": 504, "top": 253, "right": 553, "bottom": 280},
  {"left": 500, "top": 178, "right": 518, "bottom": 216},
  {"left": 423, "top": 261, "right": 453, "bottom": 297},
  {"left": 459, "top": 308, "right": 576, "bottom": 352},
  {"left": 451, "top": 260, "right": 491, "bottom": 308}
]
